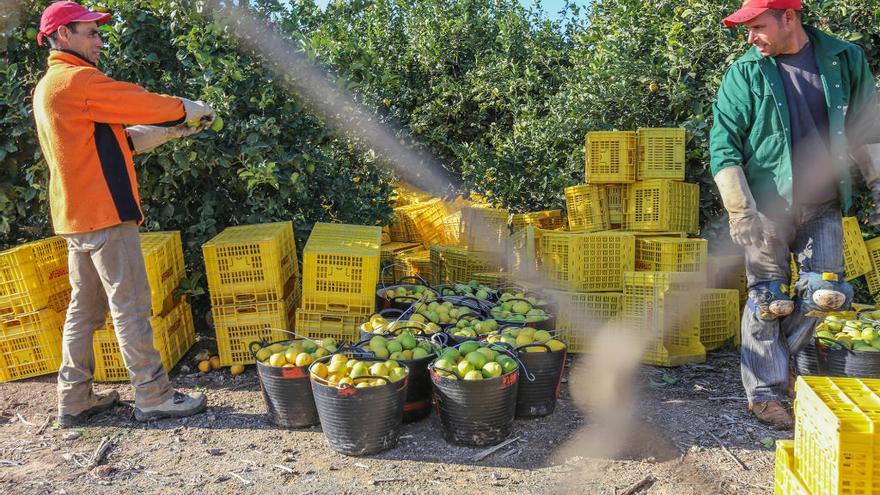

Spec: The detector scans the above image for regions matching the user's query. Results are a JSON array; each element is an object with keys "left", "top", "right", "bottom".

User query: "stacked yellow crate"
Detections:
[
  {"left": 296, "top": 223, "right": 381, "bottom": 343},
  {"left": 0, "top": 237, "right": 69, "bottom": 382},
  {"left": 94, "top": 231, "right": 197, "bottom": 381},
  {"left": 771, "top": 376, "right": 880, "bottom": 495},
  {"left": 203, "top": 222, "right": 300, "bottom": 366}
]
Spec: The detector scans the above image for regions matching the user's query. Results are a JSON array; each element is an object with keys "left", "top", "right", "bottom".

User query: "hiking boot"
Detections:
[
  {"left": 134, "top": 391, "right": 207, "bottom": 422},
  {"left": 748, "top": 400, "right": 794, "bottom": 430},
  {"left": 58, "top": 390, "right": 120, "bottom": 428}
]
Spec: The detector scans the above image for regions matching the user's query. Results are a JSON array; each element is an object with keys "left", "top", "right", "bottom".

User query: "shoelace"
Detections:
[{"left": 172, "top": 391, "right": 187, "bottom": 405}]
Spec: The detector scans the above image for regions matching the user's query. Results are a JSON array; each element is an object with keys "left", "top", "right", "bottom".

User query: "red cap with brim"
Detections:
[
  {"left": 38, "top": 2, "right": 111, "bottom": 46},
  {"left": 722, "top": 0, "right": 802, "bottom": 28},
  {"left": 723, "top": 7, "right": 769, "bottom": 27}
]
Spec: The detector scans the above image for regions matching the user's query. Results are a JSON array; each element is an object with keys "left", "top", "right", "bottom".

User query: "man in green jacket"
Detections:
[{"left": 711, "top": 0, "right": 880, "bottom": 428}]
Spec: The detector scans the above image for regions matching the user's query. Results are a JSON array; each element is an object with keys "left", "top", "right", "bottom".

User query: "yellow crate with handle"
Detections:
[
  {"left": 511, "top": 210, "right": 565, "bottom": 232},
  {"left": 0, "top": 237, "right": 70, "bottom": 320},
  {"left": 637, "top": 128, "right": 686, "bottom": 180},
  {"left": 584, "top": 131, "right": 637, "bottom": 183},
  {"left": 539, "top": 231, "right": 635, "bottom": 292},
  {"left": 842, "top": 216, "right": 871, "bottom": 280},
  {"left": 301, "top": 223, "right": 381, "bottom": 315},
  {"left": 624, "top": 180, "right": 699, "bottom": 235},
  {"left": 141, "top": 231, "right": 185, "bottom": 317},
  {"left": 0, "top": 309, "right": 63, "bottom": 382},
  {"left": 774, "top": 440, "right": 811, "bottom": 495},
  {"left": 564, "top": 184, "right": 610, "bottom": 232},
  {"left": 202, "top": 222, "right": 298, "bottom": 306},
  {"left": 699, "top": 289, "right": 740, "bottom": 351},
  {"left": 212, "top": 278, "right": 299, "bottom": 366},
  {"left": 546, "top": 290, "right": 622, "bottom": 353},
  {"left": 294, "top": 309, "right": 364, "bottom": 343},
  {"left": 793, "top": 376, "right": 880, "bottom": 495},
  {"left": 635, "top": 237, "right": 708, "bottom": 273}
]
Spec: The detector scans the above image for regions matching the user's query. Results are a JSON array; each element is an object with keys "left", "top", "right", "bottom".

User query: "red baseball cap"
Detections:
[
  {"left": 723, "top": 0, "right": 801, "bottom": 27},
  {"left": 38, "top": 1, "right": 111, "bottom": 46}
]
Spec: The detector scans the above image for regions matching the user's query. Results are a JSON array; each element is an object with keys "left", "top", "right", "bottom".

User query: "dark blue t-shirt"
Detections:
[{"left": 775, "top": 42, "right": 837, "bottom": 205}]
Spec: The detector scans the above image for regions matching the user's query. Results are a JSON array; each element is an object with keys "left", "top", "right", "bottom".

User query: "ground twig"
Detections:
[
  {"left": 470, "top": 436, "right": 521, "bottom": 462},
  {"left": 16, "top": 414, "right": 34, "bottom": 426},
  {"left": 707, "top": 431, "right": 748, "bottom": 471},
  {"left": 620, "top": 474, "right": 655, "bottom": 495},
  {"left": 36, "top": 415, "right": 52, "bottom": 435},
  {"left": 89, "top": 436, "right": 115, "bottom": 468},
  {"left": 227, "top": 471, "right": 253, "bottom": 485}
]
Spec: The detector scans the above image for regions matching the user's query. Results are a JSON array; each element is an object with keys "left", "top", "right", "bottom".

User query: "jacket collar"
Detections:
[
  {"left": 48, "top": 49, "right": 96, "bottom": 68},
  {"left": 738, "top": 25, "right": 849, "bottom": 63}
]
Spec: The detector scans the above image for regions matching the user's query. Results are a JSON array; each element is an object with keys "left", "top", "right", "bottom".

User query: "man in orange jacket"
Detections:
[{"left": 32, "top": 1, "right": 212, "bottom": 426}]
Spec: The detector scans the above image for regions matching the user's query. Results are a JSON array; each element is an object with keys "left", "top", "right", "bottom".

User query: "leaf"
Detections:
[{"left": 760, "top": 437, "right": 775, "bottom": 449}]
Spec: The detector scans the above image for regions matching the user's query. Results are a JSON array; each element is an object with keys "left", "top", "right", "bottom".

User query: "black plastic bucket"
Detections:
[
  {"left": 816, "top": 337, "right": 880, "bottom": 378},
  {"left": 351, "top": 336, "right": 446, "bottom": 423},
  {"left": 793, "top": 340, "right": 820, "bottom": 376},
  {"left": 514, "top": 343, "right": 567, "bottom": 418},
  {"left": 376, "top": 276, "right": 437, "bottom": 312},
  {"left": 429, "top": 350, "right": 521, "bottom": 447},
  {"left": 309, "top": 355, "right": 408, "bottom": 456},
  {"left": 250, "top": 341, "right": 320, "bottom": 428}
]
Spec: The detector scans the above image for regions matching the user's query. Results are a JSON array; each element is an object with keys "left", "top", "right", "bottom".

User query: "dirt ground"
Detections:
[{"left": 0, "top": 339, "right": 783, "bottom": 495}]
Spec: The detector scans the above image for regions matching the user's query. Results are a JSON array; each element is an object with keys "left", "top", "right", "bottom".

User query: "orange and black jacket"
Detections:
[{"left": 33, "top": 49, "right": 186, "bottom": 234}]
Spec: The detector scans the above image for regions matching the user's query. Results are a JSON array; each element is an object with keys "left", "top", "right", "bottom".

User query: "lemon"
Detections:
[
  {"left": 370, "top": 362, "right": 389, "bottom": 377},
  {"left": 295, "top": 352, "right": 313, "bottom": 367},
  {"left": 465, "top": 352, "right": 488, "bottom": 369},
  {"left": 230, "top": 364, "right": 245, "bottom": 376},
  {"left": 457, "top": 360, "right": 475, "bottom": 376},
  {"left": 534, "top": 330, "right": 552, "bottom": 341},
  {"left": 515, "top": 334, "right": 534, "bottom": 347},
  {"left": 328, "top": 360, "right": 346, "bottom": 374},
  {"left": 546, "top": 339, "right": 566, "bottom": 352},
  {"left": 389, "top": 367, "right": 407, "bottom": 382},
  {"left": 197, "top": 360, "right": 211, "bottom": 373},
  {"left": 255, "top": 347, "right": 272, "bottom": 362},
  {"left": 268, "top": 353, "right": 287, "bottom": 367},
  {"left": 482, "top": 362, "right": 502, "bottom": 378},
  {"left": 210, "top": 116, "right": 224, "bottom": 132},
  {"left": 311, "top": 362, "right": 329, "bottom": 379},
  {"left": 331, "top": 354, "right": 348, "bottom": 365},
  {"left": 284, "top": 347, "right": 300, "bottom": 363},
  {"left": 464, "top": 370, "right": 484, "bottom": 380}
]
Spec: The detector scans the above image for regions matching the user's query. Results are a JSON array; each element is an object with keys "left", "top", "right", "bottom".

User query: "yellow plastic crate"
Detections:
[
  {"left": 460, "top": 206, "right": 510, "bottom": 254},
  {"left": 0, "top": 237, "right": 70, "bottom": 319},
  {"left": 508, "top": 226, "right": 545, "bottom": 281},
  {"left": 392, "top": 249, "right": 433, "bottom": 282},
  {"left": 624, "top": 180, "right": 699, "bottom": 235},
  {"left": 584, "top": 131, "right": 637, "bottom": 183},
  {"left": 842, "top": 216, "right": 871, "bottom": 281},
  {"left": 93, "top": 320, "right": 173, "bottom": 383},
  {"left": 539, "top": 231, "right": 635, "bottom": 292},
  {"left": 441, "top": 211, "right": 463, "bottom": 246},
  {"left": 699, "top": 289, "right": 740, "bottom": 351},
  {"left": 213, "top": 281, "right": 299, "bottom": 366},
  {"left": 0, "top": 309, "right": 63, "bottom": 382},
  {"left": 564, "top": 185, "right": 610, "bottom": 232},
  {"left": 623, "top": 271, "right": 707, "bottom": 364},
  {"left": 511, "top": 210, "right": 565, "bottom": 232},
  {"left": 380, "top": 242, "right": 422, "bottom": 284},
  {"left": 163, "top": 296, "right": 196, "bottom": 367},
  {"left": 411, "top": 198, "right": 450, "bottom": 248},
  {"left": 471, "top": 272, "right": 510, "bottom": 288},
  {"left": 635, "top": 237, "right": 708, "bottom": 273},
  {"left": 866, "top": 237, "right": 880, "bottom": 304},
  {"left": 202, "top": 222, "right": 298, "bottom": 306},
  {"left": 301, "top": 223, "right": 381, "bottom": 315},
  {"left": 430, "top": 245, "right": 502, "bottom": 284},
  {"left": 141, "top": 231, "right": 185, "bottom": 316},
  {"left": 794, "top": 376, "right": 880, "bottom": 495},
  {"left": 294, "top": 309, "right": 364, "bottom": 343},
  {"left": 775, "top": 440, "right": 812, "bottom": 495},
  {"left": 637, "top": 128, "right": 686, "bottom": 180},
  {"left": 546, "top": 290, "right": 622, "bottom": 353},
  {"left": 605, "top": 184, "right": 629, "bottom": 227},
  {"left": 708, "top": 254, "right": 747, "bottom": 309}
]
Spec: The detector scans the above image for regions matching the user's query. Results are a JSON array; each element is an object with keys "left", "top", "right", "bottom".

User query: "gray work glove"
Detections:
[
  {"left": 127, "top": 125, "right": 201, "bottom": 153},
  {"left": 852, "top": 144, "right": 880, "bottom": 225},
  {"left": 714, "top": 166, "right": 765, "bottom": 247},
  {"left": 180, "top": 98, "right": 215, "bottom": 128}
]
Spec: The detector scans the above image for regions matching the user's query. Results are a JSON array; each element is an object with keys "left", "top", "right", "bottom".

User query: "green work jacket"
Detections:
[{"left": 710, "top": 26, "right": 880, "bottom": 213}]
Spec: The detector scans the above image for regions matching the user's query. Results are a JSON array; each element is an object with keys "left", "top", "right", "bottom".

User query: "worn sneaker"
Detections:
[
  {"left": 134, "top": 391, "right": 207, "bottom": 422},
  {"left": 748, "top": 400, "right": 794, "bottom": 430},
  {"left": 58, "top": 390, "right": 120, "bottom": 428}
]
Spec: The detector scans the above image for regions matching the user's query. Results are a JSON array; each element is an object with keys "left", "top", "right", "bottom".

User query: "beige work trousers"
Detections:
[{"left": 57, "top": 222, "right": 173, "bottom": 416}]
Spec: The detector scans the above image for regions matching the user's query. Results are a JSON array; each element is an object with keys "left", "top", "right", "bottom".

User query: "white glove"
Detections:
[
  {"left": 127, "top": 125, "right": 200, "bottom": 153},
  {"left": 714, "top": 166, "right": 765, "bottom": 247},
  {"left": 179, "top": 98, "right": 215, "bottom": 128}
]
